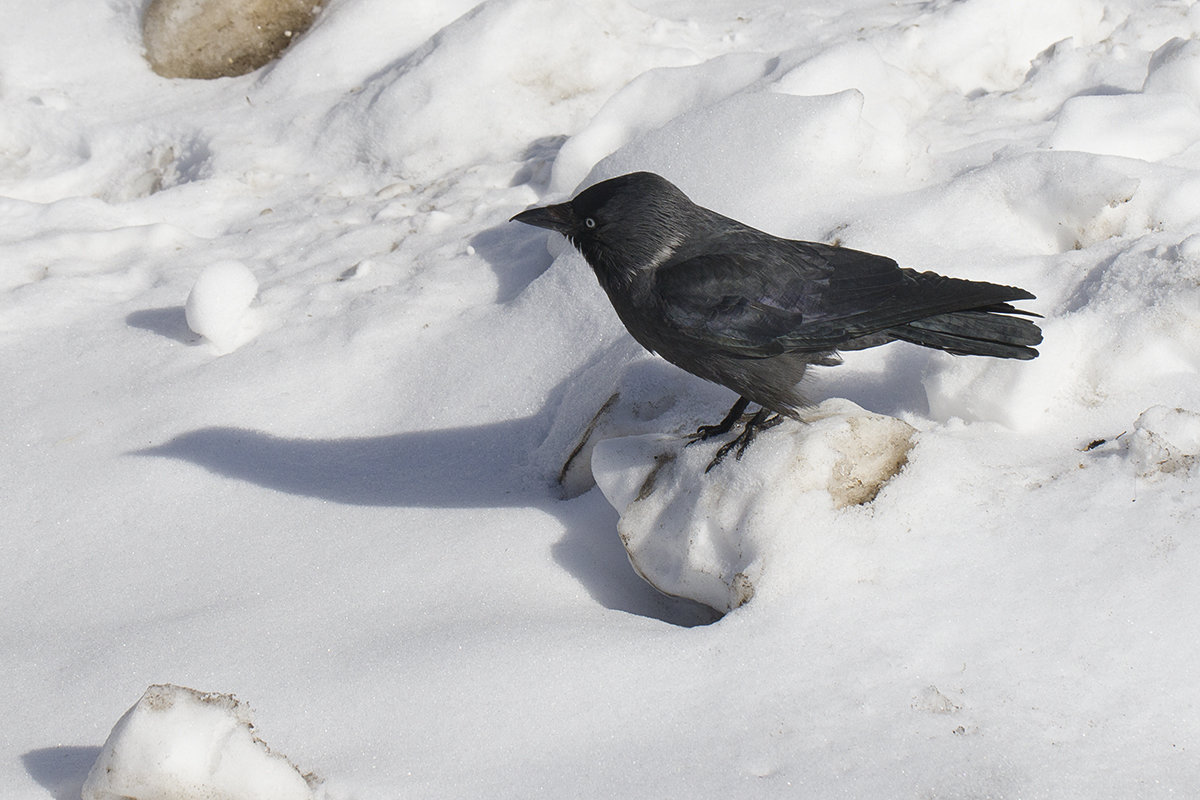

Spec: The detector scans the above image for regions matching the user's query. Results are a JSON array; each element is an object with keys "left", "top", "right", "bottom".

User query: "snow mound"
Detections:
[
  {"left": 82, "top": 684, "right": 320, "bottom": 800},
  {"left": 548, "top": 52, "right": 775, "bottom": 194},
  {"left": 1143, "top": 37, "right": 1200, "bottom": 100},
  {"left": 1047, "top": 93, "right": 1200, "bottom": 162},
  {"left": 592, "top": 399, "right": 915, "bottom": 612},
  {"left": 143, "top": 0, "right": 317, "bottom": 79},
  {"left": 588, "top": 88, "right": 879, "bottom": 227},
  {"left": 184, "top": 260, "right": 260, "bottom": 353},
  {"left": 326, "top": 1, "right": 697, "bottom": 183}
]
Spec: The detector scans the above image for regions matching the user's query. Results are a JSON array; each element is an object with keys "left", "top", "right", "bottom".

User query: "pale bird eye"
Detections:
[{"left": 584, "top": 217, "right": 597, "bottom": 229}]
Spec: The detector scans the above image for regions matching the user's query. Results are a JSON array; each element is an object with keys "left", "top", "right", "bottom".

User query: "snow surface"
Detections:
[{"left": 4, "top": 1, "right": 1200, "bottom": 798}]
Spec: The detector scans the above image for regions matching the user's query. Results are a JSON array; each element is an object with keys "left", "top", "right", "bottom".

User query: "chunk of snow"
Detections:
[
  {"left": 184, "top": 260, "right": 260, "bottom": 353},
  {"left": 81, "top": 684, "right": 319, "bottom": 800},
  {"left": 591, "top": 399, "right": 915, "bottom": 612},
  {"left": 1130, "top": 405, "right": 1200, "bottom": 478}
]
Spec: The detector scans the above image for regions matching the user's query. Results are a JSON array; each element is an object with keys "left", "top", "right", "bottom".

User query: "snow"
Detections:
[
  {"left": 1047, "top": 92, "right": 1200, "bottom": 161},
  {"left": 592, "top": 400, "right": 916, "bottom": 612},
  {"left": 3, "top": 1, "right": 1200, "bottom": 798},
  {"left": 184, "top": 260, "right": 260, "bottom": 352},
  {"left": 81, "top": 684, "right": 318, "bottom": 800},
  {"left": 1130, "top": 405, "right": 1200, "bottom": 478}
]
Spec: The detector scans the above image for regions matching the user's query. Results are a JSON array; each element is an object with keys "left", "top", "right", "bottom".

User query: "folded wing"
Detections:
[{"left": 654, "top": 237, "right": 1041, "bottom": 360}]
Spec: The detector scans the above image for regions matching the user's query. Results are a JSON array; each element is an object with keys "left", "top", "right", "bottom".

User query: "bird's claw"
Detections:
[
  {"left": 685, "top": 397, "right": 751, "bottom": 447},
  {"left": 702, "top": 410, "right": 784, "bottom": 473},
  {"left": 686, "top": 422, "right": 735, "bottom": 445}
]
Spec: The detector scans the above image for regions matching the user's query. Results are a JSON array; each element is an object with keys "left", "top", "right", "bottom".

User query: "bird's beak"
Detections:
[{"left": 510, "top": 202, "right": 576, "bottom": 234}]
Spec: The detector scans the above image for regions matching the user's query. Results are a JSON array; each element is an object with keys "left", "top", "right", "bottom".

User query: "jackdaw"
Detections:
[{"left": 512, "top": 171, "right": 1042, "bottom": 469}]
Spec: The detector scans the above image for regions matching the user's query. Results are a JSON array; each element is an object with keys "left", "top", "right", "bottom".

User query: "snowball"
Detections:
[
  {"left": 1046, "top": 93, "right": 1200, "bottom": 161},
  {"left": 185, "top": 260, "right": 260, "bottom": 353},
  {"left": 592, "top": 399, "right": 915, "bottom": 612},
  {"left": 1130, "top": 405, "right": 1200, "bottom": 478},
  {"left": 81, "top": 684, "right": 319, "bottom": 800},
  {"left": 143, "top": 0, "right": 318, "bottom": 79}
]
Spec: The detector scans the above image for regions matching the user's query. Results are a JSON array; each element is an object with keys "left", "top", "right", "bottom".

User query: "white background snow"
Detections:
[{"left": 5, "top": 0, "right": 1200, "bottom": 797}]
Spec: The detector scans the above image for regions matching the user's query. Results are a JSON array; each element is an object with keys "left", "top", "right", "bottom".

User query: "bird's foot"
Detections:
[
  {"left": 686, "top": 397, "right": 750, "bottom": 445},
  {"left": 688, "top": 419, "right": 749, "bottom": 443},
  {"left": 704, "top": 410, "right": 784, "bottom": 473}
]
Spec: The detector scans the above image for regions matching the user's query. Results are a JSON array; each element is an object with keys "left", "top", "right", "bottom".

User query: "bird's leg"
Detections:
[
  {"left": 686, "top": 397, "right": 750, "bottom": 444},
  {"left": 705, "top": 408, "right": 784, "bottom": 473}
]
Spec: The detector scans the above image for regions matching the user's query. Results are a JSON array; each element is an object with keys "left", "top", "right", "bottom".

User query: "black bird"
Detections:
[{"left": 512, "top": 171, "right": 1042, "bottom": 469}]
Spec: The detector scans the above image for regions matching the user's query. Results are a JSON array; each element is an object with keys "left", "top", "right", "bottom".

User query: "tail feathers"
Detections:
[{"left": 888, "top": 307, "right": 1043, "bottom": 360}]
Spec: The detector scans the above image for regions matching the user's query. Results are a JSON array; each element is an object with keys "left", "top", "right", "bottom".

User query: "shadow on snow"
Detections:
[
  {"left": 135, "top": 410, "right": 718, "bottom": 628},
  {"left": 22, "top": 746, "right": 101, "bottom": 800}
]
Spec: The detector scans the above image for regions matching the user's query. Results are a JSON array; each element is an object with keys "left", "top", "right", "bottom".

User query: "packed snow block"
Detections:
[
  {"left": 185, "top": 260, "right": 260, "bottom": 353},
  {"left": 1130, "top": 405, "right": 1200, "bottom": 479},
  {"left": 82, "top": 684, "right": 319, "bottom": 800},
  {"left": 143, "top": 0, "right": 318, "bottom": 79},
  {"left": 592, "top": 399, "right": 915, "bottom": 612}
]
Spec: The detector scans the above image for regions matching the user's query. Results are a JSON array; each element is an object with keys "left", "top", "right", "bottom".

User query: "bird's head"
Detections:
[{"left": 511, "top": 172, "right": 694, "bottom": 287}]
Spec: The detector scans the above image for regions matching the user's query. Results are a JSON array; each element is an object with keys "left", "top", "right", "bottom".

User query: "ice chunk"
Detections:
[
  {"left": 185, "top": 260, "right": 260, "bottom": 353},
  {"left": 592, "top": 400, "right": 915, "bottom": 612},
  {"left": 82, "top": 684, "right": 319, "bottom": 800}
]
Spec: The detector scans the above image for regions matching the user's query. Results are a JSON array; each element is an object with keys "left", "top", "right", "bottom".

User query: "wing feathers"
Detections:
[{"left": 654, "top": 241, "right": 1041, "bottom": 360}]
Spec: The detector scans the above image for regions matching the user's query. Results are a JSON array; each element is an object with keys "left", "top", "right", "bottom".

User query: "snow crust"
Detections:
[{"left": 4, "top": 0, "right": 1200, "bottom": 798}]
